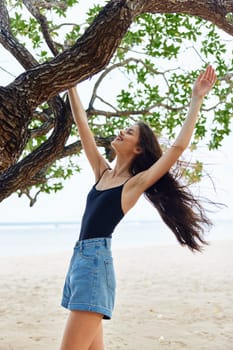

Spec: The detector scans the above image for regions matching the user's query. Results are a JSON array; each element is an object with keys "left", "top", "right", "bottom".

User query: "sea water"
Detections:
[{"left": 0, "top": 219, "right": 232, "bottom": 257}]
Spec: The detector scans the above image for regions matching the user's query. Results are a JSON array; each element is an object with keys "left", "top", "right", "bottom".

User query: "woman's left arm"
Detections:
[{"left": 134, "top": 65, "right": 217, "bottom": 193}]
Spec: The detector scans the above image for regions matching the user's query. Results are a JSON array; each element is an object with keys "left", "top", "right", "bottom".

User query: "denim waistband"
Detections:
[{"left": 75, "top": 237, "right": 112, "bottom": 250}]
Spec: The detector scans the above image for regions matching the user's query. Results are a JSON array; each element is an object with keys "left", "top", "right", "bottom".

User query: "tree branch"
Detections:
[
  {"left": 22, "top": 0, "right": 59, "bottom": 56},
  {"left": 29, "top": 118, "right": 55, "bottom": 138},
  {"left": 0, "top": 0, "right": 38, "bottom": 70},
  {"left": 0, "top": 96, "right": 73, "bottom": 201},
  {"left": 141, "top": 0, "right": 233, "bottom": 37}
]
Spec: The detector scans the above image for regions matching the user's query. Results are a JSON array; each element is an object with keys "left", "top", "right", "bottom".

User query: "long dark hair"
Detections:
[{"left": 130, "top": 121, "right": 212, "bottom": 252}]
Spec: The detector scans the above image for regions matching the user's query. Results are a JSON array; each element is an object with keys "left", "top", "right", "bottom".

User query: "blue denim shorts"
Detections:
[{"left": 61, "top": 238, "right": 116, "bottom": 320}]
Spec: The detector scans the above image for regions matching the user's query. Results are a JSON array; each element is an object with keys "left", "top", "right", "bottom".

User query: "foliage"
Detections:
[{"left": 2, "top": 0, "right": 233, "bottom": 203}]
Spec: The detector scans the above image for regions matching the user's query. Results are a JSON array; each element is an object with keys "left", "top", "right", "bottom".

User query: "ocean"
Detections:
[{"left": 0, "top": 219, "right": 232, "bottom": 257}]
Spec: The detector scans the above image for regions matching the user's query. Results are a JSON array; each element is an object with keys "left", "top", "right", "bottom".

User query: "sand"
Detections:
[{"left": 0, "top": 240, "right": 233, "bottom": 350}]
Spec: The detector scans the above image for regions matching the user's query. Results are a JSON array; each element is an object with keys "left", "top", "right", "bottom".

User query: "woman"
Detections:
[{"left": 60, "top": 65, "right": 216, "bottom": 350}]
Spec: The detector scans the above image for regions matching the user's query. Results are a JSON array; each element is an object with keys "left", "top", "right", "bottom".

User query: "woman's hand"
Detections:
[{"left": 192, "top": 65, "right": 217, "bottom": 99}]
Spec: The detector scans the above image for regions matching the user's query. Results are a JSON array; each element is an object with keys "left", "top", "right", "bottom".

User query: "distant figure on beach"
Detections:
[{"left": 60, "top": 65, "right": 216, "bottom": 350}]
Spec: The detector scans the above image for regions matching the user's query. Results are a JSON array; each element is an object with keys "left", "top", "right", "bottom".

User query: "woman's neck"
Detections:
[{"left": 111, "top": 155, "right": 132, "bottom": 178}]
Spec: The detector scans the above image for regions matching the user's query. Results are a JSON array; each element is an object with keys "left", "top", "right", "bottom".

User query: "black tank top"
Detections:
[{"left": 79, "top": 173, "right": 128, "bottom": 240}]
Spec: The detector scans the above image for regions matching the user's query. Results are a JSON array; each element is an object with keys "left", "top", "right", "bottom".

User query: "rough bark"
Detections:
[
  {"left": 0, "top": 0, "right": 232, "bottom": 202},
  {"left": 0, "top": 96, "right": 73, "bottom": 200},
  {"left": 142, "top": 0, "right": 233, "bottom": 36}
]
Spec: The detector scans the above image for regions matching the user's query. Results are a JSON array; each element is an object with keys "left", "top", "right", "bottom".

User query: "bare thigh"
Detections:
[
  {"left": 60, "top": 310, "right": 103, "bottom": 350},
  {"left": 89, "top": 323, "right": 104, "bottom": 350}
]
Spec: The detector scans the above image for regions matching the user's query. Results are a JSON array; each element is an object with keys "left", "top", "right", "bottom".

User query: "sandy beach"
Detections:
[{"left": 1, "top": 240, "right": 233, "bottom": 350}]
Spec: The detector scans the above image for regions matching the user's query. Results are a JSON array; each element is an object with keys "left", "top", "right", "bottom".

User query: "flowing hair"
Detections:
[{"left": 130, "top": 121, "right": 212, "bottom": 252}]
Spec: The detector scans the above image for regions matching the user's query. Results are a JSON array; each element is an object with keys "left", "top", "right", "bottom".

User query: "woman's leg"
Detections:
[
  {"left": 89, "top": 322, "right": 104, "bottom": 350},
  {"left": 60, "top": 310, "right": 103, "bottom": 350}
]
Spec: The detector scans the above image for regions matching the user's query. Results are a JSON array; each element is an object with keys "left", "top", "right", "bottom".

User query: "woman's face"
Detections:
[{"left": 111, "top": 124, "right": 141, "bottom": 156}]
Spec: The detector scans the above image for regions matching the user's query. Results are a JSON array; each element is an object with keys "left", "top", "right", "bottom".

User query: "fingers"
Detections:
[
  {"left": 202, "top": 65, "right": 217, "bottom": 85},
  {"left": 192, "top": 65, "right": 217, "bottom": 98},
  {"left": 197, "top": 71, "right": 205, "bottom": 82}
]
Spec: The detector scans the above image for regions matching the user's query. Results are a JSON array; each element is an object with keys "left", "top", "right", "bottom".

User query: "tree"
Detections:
[{"left": 0, "top": 0, "right": 232, "bottom": 205}]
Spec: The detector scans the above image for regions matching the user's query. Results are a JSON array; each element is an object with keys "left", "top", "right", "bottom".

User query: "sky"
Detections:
[{"left": 0, "top": 1, "right": 232, "bottom": 224}]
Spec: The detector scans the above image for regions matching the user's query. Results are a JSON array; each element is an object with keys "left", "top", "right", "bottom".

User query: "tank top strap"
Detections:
[
  {"left": 95, "top": 167, "right": 111, "bottom": 186},
  {"left": 123, "top": 176, "right": 132, "bottom": 185}
]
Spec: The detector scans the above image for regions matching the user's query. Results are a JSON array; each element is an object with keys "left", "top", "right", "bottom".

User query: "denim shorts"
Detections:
[{"left": 61, "top": 237, "right": 116, "bottom": 320}]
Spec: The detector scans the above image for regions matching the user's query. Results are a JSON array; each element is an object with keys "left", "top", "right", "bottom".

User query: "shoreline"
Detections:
[
  {"left": 1, "top": 218, "right": 233, "bottom": 258},
  {"left": 1, "top": 240, "right": 233, "bottom": 349}
]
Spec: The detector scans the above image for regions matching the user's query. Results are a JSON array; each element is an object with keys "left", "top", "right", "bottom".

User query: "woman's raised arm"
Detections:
[
  {"left": 68, "top": 87, "right": 109, "bottom": 180},
  {"left": 133, "top": 65, "right": 217, "bottom": 194}
]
